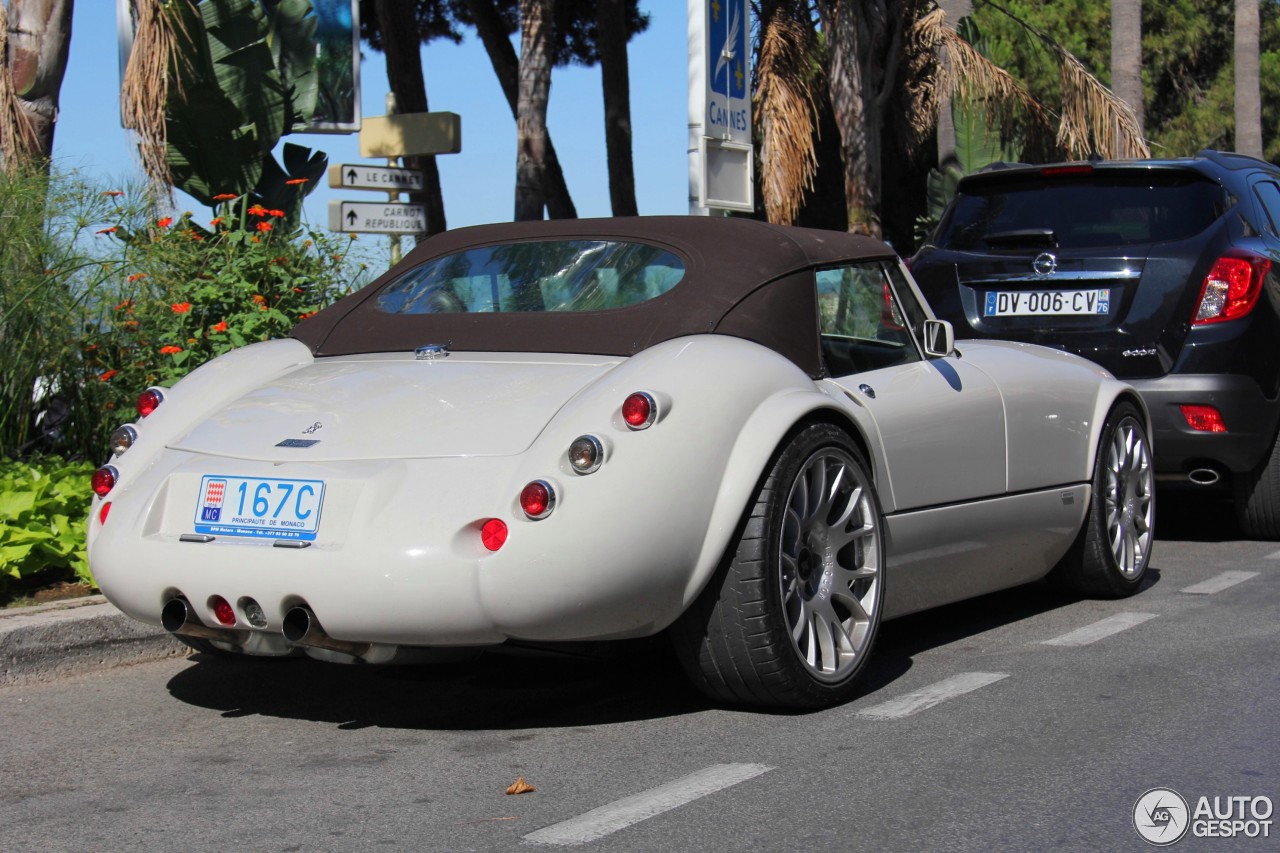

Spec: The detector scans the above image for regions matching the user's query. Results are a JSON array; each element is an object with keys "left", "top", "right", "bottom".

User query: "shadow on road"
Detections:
[{"left": 1155, "top": 487, "right": 1241, "bottom": 542}]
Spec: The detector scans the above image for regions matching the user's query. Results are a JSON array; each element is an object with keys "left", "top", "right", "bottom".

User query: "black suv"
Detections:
[{"left": 910, "top": 150, "right": 1280, "bottom": 538}]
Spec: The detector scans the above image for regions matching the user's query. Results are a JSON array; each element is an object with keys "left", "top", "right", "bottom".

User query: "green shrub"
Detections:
[{"left": 0, "top": 457, "right": 94, "bottom": 588}]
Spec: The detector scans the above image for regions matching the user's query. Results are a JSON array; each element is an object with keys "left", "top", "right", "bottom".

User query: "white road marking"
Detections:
[
  {"left": 1041, "top": 612, "right": 1157, "bottom": 646},
  {"left": 522, "top": 763, "right": 772, "bottom": 846},
  {"left": 1180, "top": 570, "right": 1259, "bottom": 595},
  {"left": 855, "top": 672, "right": 1009, "bottom": 720}
]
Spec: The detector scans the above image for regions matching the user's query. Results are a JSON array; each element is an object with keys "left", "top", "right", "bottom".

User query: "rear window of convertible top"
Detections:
[{"left": 375, "top": 240, "right": 686, "bottom": 314}]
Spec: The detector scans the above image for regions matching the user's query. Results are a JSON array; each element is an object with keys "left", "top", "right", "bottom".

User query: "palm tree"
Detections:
[
  {"left": 0, "top": 0, "right": 75, "bottom": 172},
  {"left": 373, "top": 0, "right": 447, "bottom": 235},
  {"left": 596, "top": 0, "right": 636, "bottom": 216},
  {"left": 515, "top": 0, "right": 552, "bottom": 220},
  {"left": 759, "top": 0, "right": 1148, "bottom": 236},
  {"left": 1111, "top": 0, "right": 1143, "bottom": 141},
  {"left": 1235, "top": 0, "right": 1262, "bottom": 157}
]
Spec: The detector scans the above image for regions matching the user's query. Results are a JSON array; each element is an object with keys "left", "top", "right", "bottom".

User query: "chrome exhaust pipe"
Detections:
[
  {"left": 282, "top": 606, "right": 371, "bottom": 659},
  {"left": 1188, "top": 468, "right": 1221, "bottom": 486},
  {"left": 161, "top": 598, "right": 249, "bottom": 644}
]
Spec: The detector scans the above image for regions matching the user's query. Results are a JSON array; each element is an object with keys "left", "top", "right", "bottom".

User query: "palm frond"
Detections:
[
  {"left": 755, "top": 11, "right": 821, "bottom": 224},
  {"left": 1056, "top": 49, "right": 1149, "bottom": 159},
  {"left": 121, "top": 0, "right": 190, "bottom": 195}
]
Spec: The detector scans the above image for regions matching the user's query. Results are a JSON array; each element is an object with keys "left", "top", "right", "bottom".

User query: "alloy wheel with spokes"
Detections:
[{"left": 1103, "top": 416, "right": 1154, "bottom": 579}]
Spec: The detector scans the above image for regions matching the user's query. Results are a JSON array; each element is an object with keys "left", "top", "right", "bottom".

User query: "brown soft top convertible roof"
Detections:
[{"left": 291, "top": 216, "right": 895, "bottom": 377}]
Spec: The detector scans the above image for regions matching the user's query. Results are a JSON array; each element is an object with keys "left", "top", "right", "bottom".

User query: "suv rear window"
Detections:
[
  {"left": 936, "top": 170, "right": 1227, "bottom": 251},
  {"left": 375, "top": 240, "right": 685, "bottom": 315}
]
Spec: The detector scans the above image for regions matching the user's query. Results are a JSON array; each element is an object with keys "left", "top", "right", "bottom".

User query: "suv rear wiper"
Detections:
[{"left": 983, "top": 228, "right": 1058, "bottom": 247}]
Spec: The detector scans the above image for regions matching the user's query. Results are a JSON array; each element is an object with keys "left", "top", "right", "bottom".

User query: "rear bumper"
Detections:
[{"left": 1128, "top": 374, "right": 1279, "bottom": 479}]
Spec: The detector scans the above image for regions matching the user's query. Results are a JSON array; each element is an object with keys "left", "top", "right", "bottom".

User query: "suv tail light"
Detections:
[{"left": 1193, "top": 256, "right": 1270, "bottom": 325}]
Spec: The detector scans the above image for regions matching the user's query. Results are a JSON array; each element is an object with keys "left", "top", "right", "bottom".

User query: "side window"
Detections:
[
  {"left": 816, "top": 262, "right": 921, "bottom": 377},
  {"left": 1252, "top": 181, "right": 1280, "bottom": 237}
]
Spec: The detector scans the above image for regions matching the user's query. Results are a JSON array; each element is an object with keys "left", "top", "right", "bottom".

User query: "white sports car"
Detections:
[{"left": 87, "top": 216, "right": 1155, "bottom": 709}]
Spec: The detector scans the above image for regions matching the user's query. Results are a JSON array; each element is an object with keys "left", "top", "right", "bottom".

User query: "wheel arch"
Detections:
[{"left": 680, "top": 394, "right": 880, "bottom": 611}]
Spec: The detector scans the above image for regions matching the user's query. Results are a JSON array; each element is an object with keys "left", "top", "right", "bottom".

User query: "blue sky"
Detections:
[{"left": 52, "top": 2, "right": 690, "bottom": 233}]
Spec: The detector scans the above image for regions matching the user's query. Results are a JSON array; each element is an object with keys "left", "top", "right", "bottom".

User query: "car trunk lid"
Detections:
[{"left": 169, "top": 352, "right": 622, "bottom": 461}]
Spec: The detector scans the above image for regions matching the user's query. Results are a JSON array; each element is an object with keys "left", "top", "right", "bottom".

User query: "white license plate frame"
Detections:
[
  {"left": 984, "top": 288, "right": 1110, "bottom": 317},
  {"left": 192, "top": 475, "right": 325, "bottom": 541}
]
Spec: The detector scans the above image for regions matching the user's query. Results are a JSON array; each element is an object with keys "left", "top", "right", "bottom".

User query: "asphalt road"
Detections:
[{"left": 1, "top": 492, "right": 1276, "bottom": 852}]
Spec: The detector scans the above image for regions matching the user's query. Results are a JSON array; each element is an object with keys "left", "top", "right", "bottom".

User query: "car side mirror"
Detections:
[{"left": 923, "top": 319, "right": 955, "bottom": 358}]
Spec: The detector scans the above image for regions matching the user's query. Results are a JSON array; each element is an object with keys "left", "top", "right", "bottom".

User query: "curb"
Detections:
[{"left": 0, "top": 595, "right": 186, "bottom": 686}]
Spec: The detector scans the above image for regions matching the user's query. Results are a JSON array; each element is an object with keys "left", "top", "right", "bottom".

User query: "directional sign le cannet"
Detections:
[
  {"left": 328, "top": 200, "right": 426, "bottom": 235},
  {"left": 328, "top": 163, "right": 424, "bottom": 192}
]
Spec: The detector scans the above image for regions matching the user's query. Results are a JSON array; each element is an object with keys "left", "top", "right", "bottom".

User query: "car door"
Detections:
[{"left": 817, "top": 262, "right": 1007, "bottom": 510}]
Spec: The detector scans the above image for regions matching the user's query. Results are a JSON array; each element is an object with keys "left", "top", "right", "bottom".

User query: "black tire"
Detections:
[
  {"left": 1052, "top": 402, "right": 1155, "bottom": 597},
  {"left": 672, "top": 423, "right": 884, "bottom": 709},
  {"left": 1235, "top": 432, "right": 1280, "bottom": 539}
]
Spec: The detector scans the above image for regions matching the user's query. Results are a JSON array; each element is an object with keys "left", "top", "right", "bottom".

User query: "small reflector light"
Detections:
[
  {"left": 110, "top": 424, "right": 138, "bottom": 457},
  {"left": 622, "top": 392, "right": 656, "bottom": 429},
  {"left": 481, "top": 518, "right": 509, "bottom": 551},
  {"left": 568, "top": 435, "right": 604, "bottom": 473},
  {"left": 520, "top": 480, "right": 555, "bottom": 520},
  {"left": 91, "top": 465, "right": 119, "bottom": 497},
  {"left": 136, "top": 387, "right": 165, "bottom": 417},
  {"left": 1181, "top": 405, "right": 1227, "bottom": 433},
  {"left": 98, "top": 502, "right": 111, "bottom": 524},
  {"left": 210, "top": 596, "right": 236, "bottom": 627}
]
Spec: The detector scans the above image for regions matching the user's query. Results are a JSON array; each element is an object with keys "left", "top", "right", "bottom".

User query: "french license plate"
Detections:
[
  {"left": 192, "top": 475, "right": 325, "bottom": 541},
  {"left": 984, "top": 288, "right": 1110, "bottom": 317}
]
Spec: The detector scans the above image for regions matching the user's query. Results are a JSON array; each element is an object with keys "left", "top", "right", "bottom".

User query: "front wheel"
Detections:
[
  {"left": 672, "top": 424, "right": 884, "bottom": 709},
  {"left": 1053, "top": 402, "right": 1154, "bottom": 597}
]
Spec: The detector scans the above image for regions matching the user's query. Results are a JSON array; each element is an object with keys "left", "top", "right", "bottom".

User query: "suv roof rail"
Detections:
[
  {"left": 1196, "top": 149, "right": 1275, "bottom": 171},
  {"left": 976, "top": 161, "right": 1031, "bottom": 173}
]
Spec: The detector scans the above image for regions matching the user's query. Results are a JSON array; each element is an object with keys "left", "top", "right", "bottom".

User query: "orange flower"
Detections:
[
  {"left": 256, "top": 221, "right": 273, "bottom": 232},
  {"left": 247, "top": 204, "right": 268, "bottom": 216},
  {"left": 185, "top": 229, "right": 203, "bottom": 241},
  {"left": 122, "top": 320, "right": 140, "bottom": 330},
  {"left": 127, "top": 273, "right": 147, "bottom": 283},
  {"left": 299, "top": 311, "right": 317, "bottom": 320},
  {"left": 171, "top": 302, "right": 192, "bottom": 314},
  {"left": 98, "top": 369, "right": 120, "bottom": 381},
  {"left": 212, "top": 193, "right": 238, "bottom": 201},
  {"left": 157, "top": 217, "right": 173, "bottom": 228},
  {"left": 187, "top": 337, "right": 197, "bottom": 344},
  {"left": 211, "top": 320, "right": 228, "bottom": 333},
  {"left": 292, "top": 287, "right": 304, "bottom": 293},
  {"left": 268, "top": 208, "right": 286, "bottom": 218},
  {"left": 96, "top": 226, "right": 118, "bottom": 235},
  {"left": 160, "top": 345, "right": 183, "bottom": 355},
  {"left": 210, "top": 217, "right": 224, "bottom": 227},
  {"left": 102, "top": 190, "right": 124, "bottom": 197},
  {"left": 252, "top": 294, "right": 266, "bottom": 305},
  {"left": 284, "top": 177, "right": 309, "bottom": 185}
]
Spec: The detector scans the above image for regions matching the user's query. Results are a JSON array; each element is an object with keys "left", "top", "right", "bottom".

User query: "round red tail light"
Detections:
[
  {"left": 136, "top": 387, "right": 165, "bottom": 417},
  {"left": 210, "top": 596, "right": 236, "bottom": 627},
  {"left": 91, "top": 465, "right": 119, "bottom": 497},
  {"left": 520, "top": 480, "right": 556, "bottom": 519},
  {"left": 481, "top": 518, "right": 509, "bottom": 551},
  {"left": 622, "top": 391, "right": 656, "bottom": 429}
]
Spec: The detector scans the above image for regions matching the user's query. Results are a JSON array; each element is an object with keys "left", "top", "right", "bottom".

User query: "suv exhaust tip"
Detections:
[{"left": 1188, "top": 467, "right": 1222, "bottom": 486}]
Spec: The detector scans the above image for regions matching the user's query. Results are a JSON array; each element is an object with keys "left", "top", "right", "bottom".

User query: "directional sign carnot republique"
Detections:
[{"left": 328, "top": 200, "right": 427, "bottom": 235}]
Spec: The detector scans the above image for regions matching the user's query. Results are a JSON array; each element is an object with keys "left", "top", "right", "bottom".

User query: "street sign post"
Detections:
[
  {"left": 328, "top": 163, "right": 425, "bottom": 192},
  {"left": 359, "top": 112, "right": 462, "bottom": 158},
  {"left": 327, "top": 200, "right": 427, "bottom": 235}
]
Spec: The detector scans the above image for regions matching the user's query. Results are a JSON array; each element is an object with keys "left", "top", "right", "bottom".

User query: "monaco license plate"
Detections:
[
  {"left": 984, "top": 288, "right": 1110, "bottom": 317},
  {"left": 193, "top": 475, "right": 325, "bottom": 541}
]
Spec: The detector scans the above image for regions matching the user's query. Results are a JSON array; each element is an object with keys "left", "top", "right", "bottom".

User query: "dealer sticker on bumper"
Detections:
[{"left": 193, "top": 475, "right": 325, "bottom": 541}]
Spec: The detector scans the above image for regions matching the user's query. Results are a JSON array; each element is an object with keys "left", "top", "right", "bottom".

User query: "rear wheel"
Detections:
[
  {"left": 672, "top": 424, "right": 884, "bottom": 709},
  {"left": 1234, "top": 433, "right": 1280, "bottom": 539},
  {"left": 1053, "top": 403, "right": 1154, "bottom": 597}
]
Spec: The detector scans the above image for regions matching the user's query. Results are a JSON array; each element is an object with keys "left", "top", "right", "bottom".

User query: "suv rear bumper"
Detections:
[{"left": 1128, "top": 374, "right": 1279, "bottom": 481}]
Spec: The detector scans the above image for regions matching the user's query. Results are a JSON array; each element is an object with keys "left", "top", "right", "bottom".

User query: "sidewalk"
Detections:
[{"left": 0, "top": 595, "right": 185, "bottom": 685}]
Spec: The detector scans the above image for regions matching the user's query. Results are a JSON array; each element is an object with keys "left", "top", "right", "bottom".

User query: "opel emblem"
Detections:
[{"left": 1032, "top": 252, "right": 1058, "bottom": 277}]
